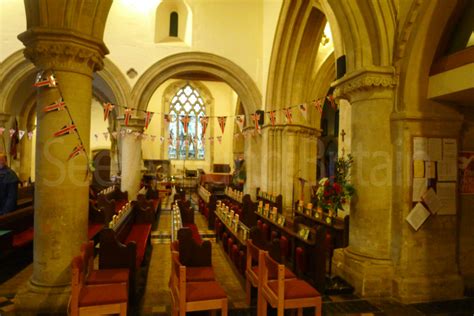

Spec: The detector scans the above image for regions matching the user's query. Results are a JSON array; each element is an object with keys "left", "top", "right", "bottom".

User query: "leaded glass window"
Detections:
[{"left": 168, "top": 83, "right": 205, "bottom": 160}]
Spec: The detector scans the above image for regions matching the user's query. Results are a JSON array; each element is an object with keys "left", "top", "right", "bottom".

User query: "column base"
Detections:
[
  {"left": 14, "top": 280, "right": 70, "bottom": 315},
  {"left": 393, "top": 274, "right": 464, "bottom": 304},
  {"left": 332, "top": 248, "right": 393, "bottom": 297}
]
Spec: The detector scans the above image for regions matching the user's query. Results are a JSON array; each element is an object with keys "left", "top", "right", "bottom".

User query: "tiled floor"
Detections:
[{"left": 1, "top": 194, "right": 474, "bottom": 315}]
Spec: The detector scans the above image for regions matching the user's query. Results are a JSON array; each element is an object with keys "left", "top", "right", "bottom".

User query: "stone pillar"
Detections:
[
  {"left": 331, "top": 68, "right": 396, "bottom": 297},
  {"left": 118, "top": 118, "right": 145, "bottom": 201},
  {"left": 16, "top": 0, "right": 111, "bottom": 313},
  {"left": 243, "top": 127, "right": 262, "bottom": 200},
  {"left": 0, "top": 113, "right": 11, "bottom": 154}
]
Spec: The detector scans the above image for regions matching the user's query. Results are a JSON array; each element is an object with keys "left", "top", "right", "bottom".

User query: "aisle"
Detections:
[{"left": 140, "top": 196, "right": 249, "bottom": 315}]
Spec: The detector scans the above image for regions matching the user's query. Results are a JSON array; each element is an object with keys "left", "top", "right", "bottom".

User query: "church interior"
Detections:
[{"left": 1, "top": 0, "right": 474, "bottom": 315}]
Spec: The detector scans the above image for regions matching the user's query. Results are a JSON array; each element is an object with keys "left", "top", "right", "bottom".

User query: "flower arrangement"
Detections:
[{"left": 316, "top": 154, "right": 355, "bottom": 216}]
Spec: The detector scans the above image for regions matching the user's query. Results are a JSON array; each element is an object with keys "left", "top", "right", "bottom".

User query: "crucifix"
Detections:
[{"left": 341, "top": 129, "right": 346, "bottom": 156}]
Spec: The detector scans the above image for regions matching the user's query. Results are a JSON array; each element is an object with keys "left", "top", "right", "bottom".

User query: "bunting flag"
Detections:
[
  {"left": 53, "top": 124, "right": 76, "bottom": 137},
  {"left": 142, "top": 134, "right": 148, "bottom": 140},
  {"left": 9, "top": 129, "right": 16, "bottom": 138},
  {"left": 217, "top": 136, "right": 222, "bottom": 144},
  {"left": 134, "top": 131, "right": 141, "bottom": 139},
  {"left": 180, "top": 115, "right": 190, "bottom": 134},
  {"left": 103, "top": 132, "right": 109, "bottom": 141},
  {"left": 299, "top": 103, "right": 308, "bottom": 121},
  {"left": 43, "top": 98, "right": 66, "bottom": 113},
  {"left": 217, "top": 116, "right": 227, "bottom": 134},
  {"left": 209, "top": 136, "right": 214, "bottom": 144},
  {"left": 251, "top": 112, "right": 260, "bottom": 132},
  {"left": 145, "top": 111, "right": 153, "bottom": 129},
  {"left": 284, "top": 108, "right": 293, "bottom": 124},
  {"left": 34, "top": 71, "right": 57, "bottom": 88},
  {"left": 68, "top": 145, "right": 84, "bottom": 160},
  {"left": 126, "top": 128, "right": 132, "bottom": 134},
  {"left": 268, "top": 111, "right": 277, "bottom": 126},
  {"left": 184, "top": 138, "right": 189, "bottom": 146},
  {"left": 235, "top": 115, "right": 245, "bottom": 132},
  {"left": 312, "top": 99, "right": 323, "bottom": 113},
  {"left": 200, "top": 116, "right": 209, "bottom": 137},
  {"left": 120, "top": 129, "right": 126, "bottom": 138},
  {"left": 27, "top": 131, "right": 33, "bottom": 140},
  {"left": 18, "top": 130, "right": 25, "bottom": 140},
  {"left": 168, "top": 136, "right": 173, "bottom": 145},
  {"left": 164, "top": 114, "right": 171, "bottom": 127},
  {"left": 94, "top": 133, "right": 99, "bottom": 141},
  {"left": 327, "top": 94, "right": 337, "bottom": 110},
  {"left": 0, "top": 127, "right": 4, "bottom": 135},
  {"left": 103, "top": 103, "right": 115, "bottom": 121},
  {"left": 124, "top": 108, "right": 132, "bottom": 126},
  {"left": 111, "top": 131, "right": 118, "bottom": 139},
  {"left": 158, "top": 136, "right": 163, "bottom": 143}
]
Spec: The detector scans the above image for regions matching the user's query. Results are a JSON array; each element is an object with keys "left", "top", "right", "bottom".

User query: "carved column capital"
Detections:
[
  {"left": 282, "top": 124, "right": 320, "bottom": 138},
  {"left": 18, "top": 28, "right": 108, "bottom": 76},
  {"left": 332, "top": 66, "right": 397, "bottom": 102},
  {"left": 117, "top": 118, "right": 145, "bottom": 133}
]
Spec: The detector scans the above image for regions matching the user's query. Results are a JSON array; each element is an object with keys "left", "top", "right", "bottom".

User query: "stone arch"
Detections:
[{"left": 131, "top": 52, "right": 261, "bottom": 121}]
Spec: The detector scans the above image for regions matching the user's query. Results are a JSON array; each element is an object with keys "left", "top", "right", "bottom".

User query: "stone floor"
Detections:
[{"left": 1, "top": 193, "right": 474, "bottom": 315}]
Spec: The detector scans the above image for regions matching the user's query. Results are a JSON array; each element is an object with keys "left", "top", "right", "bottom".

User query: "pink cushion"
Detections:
[
  {"left": 79, "top": 283, "right": 128, "bottom": 306},
  {"left": 125, "top": 223, "right": 151, "bottom": 267},
  {"left": 87, "top": 268, "right": 129, "bottom": 285},
  {"left": 268, "top": 279, "right": 320, "bottom": 299},
  {"left": 186, "top": 281, "right": 227, "bottom": 302},
  {"left": 12, "top": 227, "right": 34, "bottom": 248},
  {"left": 87, "top": 223, "right": 103, "bottom": 240}
]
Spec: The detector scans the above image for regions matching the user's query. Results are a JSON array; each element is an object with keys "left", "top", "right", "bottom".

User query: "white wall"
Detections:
[
  {"left": 0, "top": 0, "right": 26, "bottom": 61},
  {"left": 90, "top": 98, "right": 112, "bottom": 152}
]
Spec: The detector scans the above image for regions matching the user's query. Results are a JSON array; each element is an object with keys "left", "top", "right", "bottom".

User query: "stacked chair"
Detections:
[{"left": 169, "top": 228, "right": 228, "bottom": 316}]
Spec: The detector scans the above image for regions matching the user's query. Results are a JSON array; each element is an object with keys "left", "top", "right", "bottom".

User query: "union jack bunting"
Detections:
[
  {"left": 145, "top": 111, "right": 153, "bottom": 129},
  {"left": 235, "top": 115, "right": 245, "bottom": 132},
  {"left": 180, "top": 115, "right": 190, "bottom": 134},
  {"left": 327, "top": 94, "right": 337, "bottom": 110},
  {"left": 27, "top": 131, "right": 34, "bottom": 140},
  {"left": 217, "top": 116, "right": 227, "bottom": 134},
  {"left": 43, "top": 98, "right": 66, "bottom": 113},
  {"left": 299, "top": 103, "right": 308, "bottom": 121},
  {"left": 18, "top": 130, "right": 25, "bottom": 140},
  {"left": 103, "top": 103, "right": 115, "bottom": 121},
  {"left": 0, "top": 127, "right": 4, "bottom": 136},
  {"left": 34, "top": 71, "right": 57, "bottom": 88},
  {"left": 124, "top": 108, "right": 132, "bottom": 126},
  {"left": 312, "top": 99, "right": 323, "bottom": 113},
  {"left": 209, "top": 136, "right": 214, "bottom": 144},
  {"left": 217, "top": 136, "right": 222, "bottom": 144},
  {"left": 284, "top": 108, "right": 293, "bottom": 124},
  {"left": 164, "top": 114, "right": 171, "bottom": 127},
  {"left": 53, "top": 124, "right": 76, "bottom": 137},
  {"left": 268, "top": 111, "right": 277, "bottom": 126},
  {"left": 251, "top": 113, "right": 260, "bottom": 132},
  {"left": 68, "top": 145, "right": 84, "bottom": 160},
  {"left": 111, "top": 132, "right": 118, "bottom": 139},
  {"left": 103, "top": 132, "right": 109, "bottom": 141},
  {"left": 9, "top": 129, "right": 15, "bottom": 138},
  {"left": 200, "top": 116, "right": 209, "bottom": 138}
]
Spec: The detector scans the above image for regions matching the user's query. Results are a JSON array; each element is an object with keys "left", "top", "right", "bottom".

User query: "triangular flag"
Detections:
[
  {"left": 0, "top": 127, "right": 4, "bottom": 135},
  {"left": 68, "top": 145, "right": 84, "bottom": 160},
  {"left": 124, "top": 108, "right": 132, "bottom": 126},
  {"left": 159, "top": 136, "right": 164, "bottom": 143},
  {"left": 126, "top": 128, "right": 132, "bottom": 134},
  {"left": 53, "top": 124, "right": 76, "bottom": 137},
  {"left": 43, "top": 98, "right": 66, "bottom": 113},
  {"left": 235, "top": 115, "right": 245, "bottom": 132},
  {"left": 111, "top": 131, "right": 118, "bottom": 139},
  {"left": 168, "top": 136, "right": 173, "bottom": 145},
  {"left": 217, "top": 116, "right": 227, "bottom": 134},
  {"left": 284, "top": 108, "right": 293, "bottom": 124},
  {"left": 27, "top": 131, "right": 33, "bottom": 140},
  {"left": 34, "top": 71, "right": 57, "bottom": 88},
  {"left": 164, "top": 114, "right": 172, "bottom": 128},
  {"left": 200, "top": 116, "right": 209, "bottom": 138},
  {"left": 9, "top": 129, "right": 16, "bottom": 138},
  {"left": 18, "top": 130, "right": 25, "bottom": 140},
  {"left": 134, "top": 131, "right": 141, "bottom": 139},
  {"left": 103, "top": 103, "right": 115, "bottom": 121},
  {"left": 217, "top": 136, "right": 222, "bottom": 144},
  {"left": 251, "top": 113, "right": 260, "bottom": 132},
  {"left": 145, "top": 111, "right": 154, "bottom": 129},
  {"left": 268, "top": 111, "right": 277, "bottom": 126},
  {"left": 103, "top": 132, "right": 109, "bottom": 141},
  {"left": 180, "top": 115, "right": 190, "bottom": 134},
  {"left": 299, "top": 103, "right": 308, "bottom": 121},
  {"left": 312, "top": 99, "right": 323, "bottom": 113},
  {"left": 327, "top": 94, "right": 337, "bottom": 110},
  {"left": 142, "top": 134, "right": 148, "bottom": 140},
  {"left": 94, "top": 133, "right": 99, "bottom": 141},
  {"left": 209, "top": 136, "right": 214, "bottom": 144},
  {"left": 120, "top": 129, "right": 126, "bottom": 138},
  {"left": 152, "top": 135, "right": 158, "bottom": 142}
]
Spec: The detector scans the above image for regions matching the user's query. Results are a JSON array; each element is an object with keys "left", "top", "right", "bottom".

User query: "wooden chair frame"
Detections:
[
  {"left": 170, "top": 252, "right": 227, "bottom": 316},
  {"left": 259, "top": 252, "right": 322, "bottom": 316},
  {"left": 245, "top": 239, "right": 266, "bottom": 305}
]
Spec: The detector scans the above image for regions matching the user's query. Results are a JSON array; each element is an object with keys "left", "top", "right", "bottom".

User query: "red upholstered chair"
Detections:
[
  {"left": 222, "top": 232, "right": 228, "bottom": 251},
  {"left": 296, "top": 247, "right": 306, "bottom": 276},
  {"left": 232, "top": 244, "right": 239, "bottom": 265},
  {"left": 257, "top": 220, "right": 263, "bottom": 231},
  {"left": 259, "top": 252, "right": 322, "bottom": 316},
  {"left": 80, "top": 241, "right": 129, "bottom": 288},
  {"left": 70, "top": 255, "right": 128, "bottom": 316},
  {"left": 227, "top": 237, "right": 234, "bottom": 256},
  {"left": 271, "top": 230, "right": 279, "bottom": 242},
  {"left": 280, "top": 236, "right": 290, "bottom": 264},
  {"left": 170, "top": 252, "right": 228, "bottom": 316},
  {"left": 245, "top": 239, "right": 266, "bottom": 306},
  {"left": 262, "top": 223, "right": 269, "bottom": 242},
  {"left": 169, "top": 241, "right": 215, "bottom": 285},
  {"left": 239, "top": 250, "right": 246, "bottom": 275}
]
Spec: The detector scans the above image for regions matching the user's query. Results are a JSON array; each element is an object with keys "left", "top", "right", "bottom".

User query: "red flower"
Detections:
[{"left": 333, "top": 182, "right": 342, "bottom": 193}]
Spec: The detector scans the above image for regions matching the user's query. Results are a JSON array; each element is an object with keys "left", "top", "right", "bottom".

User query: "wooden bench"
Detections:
[
  {"left": 16, "top": 184, "right": 34, "bottom": 210},
  {"left": 96, "top": 186, "right": 129, "bottom": 218},
  {"left": 0, "top": 206, "right": 34, "bottom": 254}
]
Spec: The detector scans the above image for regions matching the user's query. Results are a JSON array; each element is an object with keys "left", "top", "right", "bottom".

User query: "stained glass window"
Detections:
[{"left": 168, "top": 83, "right": 205, "bottom": 160}]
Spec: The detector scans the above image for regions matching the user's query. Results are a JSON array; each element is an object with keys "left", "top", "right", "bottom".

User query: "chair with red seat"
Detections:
[
  {"left": 170, "top": 252, "right": 228, "bottom": 316},
  {"left": 262, "top": 223, "right": 269, "bottom": 242},
  {"left": 227, "top": 237, "right": 234, "bottom": 256},
  {"left": 70, "top": 255, "right": 128, "bottom": 316},
  {"left": 259, "top": 252, "right": 322, "bottom": 316},
  {"left": 296, "top": 246, "right": 306, "bottom": 276},
  {"left": 280, "top": 236, "right": 290, "bottom": 264}
]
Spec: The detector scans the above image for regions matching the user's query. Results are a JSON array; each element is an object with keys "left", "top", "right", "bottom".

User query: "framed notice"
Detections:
[{"left": 459, "top": 151, "right": 474, "bottom": 195}]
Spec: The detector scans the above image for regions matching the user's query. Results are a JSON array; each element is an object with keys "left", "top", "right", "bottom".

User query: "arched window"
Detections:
[
  {"left": 169, "top": 12, "right": 178, "bottom": 37},
  {"left": 168, "top": 83, "right": 205, "bottom": 160}
]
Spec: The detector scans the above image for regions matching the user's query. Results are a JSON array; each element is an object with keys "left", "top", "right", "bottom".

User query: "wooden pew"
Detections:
[
  {"left": 16, "top": 184, "right": 34, "bottom": 210},
  {"left": 0, "top": 206, "right": 34, "bottom": 256},
  {"left": 96, "top": 185, "right": 129, "bottom": 217}
]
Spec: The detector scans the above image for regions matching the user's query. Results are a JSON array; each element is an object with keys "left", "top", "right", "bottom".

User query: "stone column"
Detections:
[
  {"left": 331, "top": 67, "right": 396, "bottom": 297},
  {"left": 243, "top": 127, "right": 261, "bottom": 200},
  {"left": 0, "top": 113, "right": 11, "bottom": 154},
  {"left": 118, "top": 118, "right": 145, "bottom": 200},
  {"left": 16, "top": 0, "right": 111, "bottom": 313}
]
